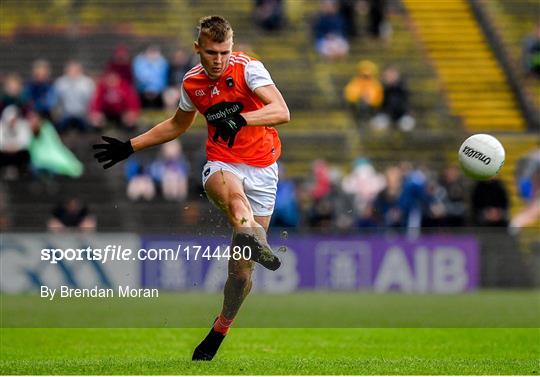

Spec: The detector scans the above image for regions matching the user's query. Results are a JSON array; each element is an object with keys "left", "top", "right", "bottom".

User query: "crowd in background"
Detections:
[
  {"left": 1, "top": 0, "right": 538, "bottom": 233},
  {"left": 271, "top": 157, "right": 538, "bottom": 232}
]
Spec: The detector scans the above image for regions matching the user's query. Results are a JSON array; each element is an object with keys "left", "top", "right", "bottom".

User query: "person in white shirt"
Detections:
[{"left": 54, "top": 61, "right": 95, "bottom": 133}]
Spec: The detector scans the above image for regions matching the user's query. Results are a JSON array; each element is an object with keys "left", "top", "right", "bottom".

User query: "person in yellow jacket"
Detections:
[{"left": 344, "top": 60, "right": 383, "bottom": 124}]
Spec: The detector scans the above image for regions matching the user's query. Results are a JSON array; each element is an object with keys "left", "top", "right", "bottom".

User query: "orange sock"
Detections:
[{"left": 213, "top": 314, "right": 234, "bottom": 335}]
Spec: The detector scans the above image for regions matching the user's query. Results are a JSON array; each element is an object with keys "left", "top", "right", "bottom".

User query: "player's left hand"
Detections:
[
  {"left": 211, "top": 114, "right": 247, "bottom": 148},
  {"left": 204, "top": 102, "right": 247, "bottom": 148}
]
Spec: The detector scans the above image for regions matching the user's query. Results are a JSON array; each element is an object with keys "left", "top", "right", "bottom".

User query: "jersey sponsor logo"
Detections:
[
  {"left": 195, "top": 89, "right": 205, "bottom": 97},
  {"left": 204, "top": 102, "right": 244, "bottom": 122}
]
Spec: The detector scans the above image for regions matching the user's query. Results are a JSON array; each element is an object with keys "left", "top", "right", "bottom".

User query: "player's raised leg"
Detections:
[{"left": 192, "top": 171, "right": 277, "bottom": 361}]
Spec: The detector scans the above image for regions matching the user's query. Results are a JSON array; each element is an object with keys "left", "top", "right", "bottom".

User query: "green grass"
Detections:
[
  {"left": 2, "top": 291, "right": 540, "bottom": 327},
  {"left": 1, "top": 292, "right": 539, "bottom": 374},
  {"left": 1, "top": 328, "right": 539, "bottom": 375}
]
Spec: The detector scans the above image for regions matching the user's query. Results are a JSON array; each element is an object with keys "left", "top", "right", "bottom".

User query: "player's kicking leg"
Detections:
[{"left": 192, "top": 170, "right": 276, "bottom": 361}]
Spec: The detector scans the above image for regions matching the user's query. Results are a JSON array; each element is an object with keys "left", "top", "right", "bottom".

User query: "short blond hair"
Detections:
[{"left": 197, "top": 15, "right": 233, "bottom": 43}]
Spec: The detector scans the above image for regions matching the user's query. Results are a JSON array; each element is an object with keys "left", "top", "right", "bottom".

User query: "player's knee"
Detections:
[{"left": 228, "top": 193, "right": 251, "bottom": 226}]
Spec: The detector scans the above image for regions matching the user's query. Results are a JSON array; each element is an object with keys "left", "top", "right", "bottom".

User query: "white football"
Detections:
[{"left": 458, "top": 134, "right": 505, "bottom": 180}]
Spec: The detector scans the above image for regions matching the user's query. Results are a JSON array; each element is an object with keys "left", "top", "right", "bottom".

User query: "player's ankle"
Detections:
[{"left": 213, "top": 314, "right": 234, "bottom": 335}]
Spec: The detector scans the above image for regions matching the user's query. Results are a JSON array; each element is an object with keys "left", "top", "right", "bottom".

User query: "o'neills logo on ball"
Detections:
[{"left": 462, "top": 145, "right": 491, "bottom": 165}]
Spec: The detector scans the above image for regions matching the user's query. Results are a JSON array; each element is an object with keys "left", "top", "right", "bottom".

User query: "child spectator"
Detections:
[
  {"left": 0, "top": 105, "right": 32, "bottom": 179},
  {"left": 344, "top": 60, "right": 383, "bottom": 125},
  {"left": 1, "top": 74, "right": 27, "bottom": 112},
  {"left": 313, "top": 0, "right": 350, "bottom": 59},
  {"left": 149, "top": 140, "right": 190, "bottom": 201},
  {"left": 89, "top": 71, "right": 140, "bottom": 130},
  {"left": 24, "top": 59, "right": 57, "bottom": 120},
  {"left": 125, "top": 158, "right": 156, "bottom": 201},
  {"left": 370, "top": 66, "right": 415, "bottom": 131},
  {"left": 48, "top": 197, "right": 96, "bottom": 232},
  {"left": 133, "top": 45, "right": 169, "bottom": 108},
  {"left": 54, "top": 60, "right": 95, "bottom": 133}
]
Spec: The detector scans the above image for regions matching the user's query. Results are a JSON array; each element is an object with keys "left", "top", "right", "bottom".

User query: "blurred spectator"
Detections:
[
  {"left": 373, "top": 166, "right": 403, "bottom": 227},
  {"left": 24, "top": 59, "right": 57, "bottom": 119},
  {"left": 339, "top": 0, "right": 359, "bottom": 38},
  {"left": 149, "top": 140, "right": 190, "bottom": 201},
  {"left": 125, "top": 158, "right": 155, "bottom": 201},
  {"left": 27, "top": 110, "right": 83, "bottom": 178},
  {"left": 48, "top": 198, "right": 96, "bottom": 232},
  {"left": 307, "top": 159, "right": 334, "bottom": 228},
  {"left": 106, "top": 44, "right": 133, "bottom": 84},
  {"left": 328, "top": 167, "right": 356, "bottom": 230},
  {"left": 0, "top": 74, "right": 27, "bottom": 112},
  {"left": 341, "top": 158, "right": 384, "bottom": 227},
  {"left": 510, "top": 150, "right": 540, "bottom": 230},
  {"left": 308, "top": 195, "right": 334, "bottom": 229},
  {"left": 167, "top": 48, "right": 192, "bottom": 87},
  {"left": 133, "top": 45, "right": 169, "bottom": 108},
  {"left": 399, "top": 162, "right": 427, "bottom": 230},
  {"left": 313, "top": 0, "right": 350, "bottom": 59},
  {"left": 163, "top": 48, "right": 193, "bottom": 111},
  {"left": 421, "top": 177, "right": 447, "bottom": 228},
  {"left": 0, "top": 106, "right": 32, "bottom": 179},
  {"left": 271, "top": 166, "right": 300, "bottom": 228},
  {"left": 439, "top": 165, "right": 467, "bottom": 226},
  {"left": 370, "top": 66, "right": 415, "bottom": 132},
  {"left": 253, "top": 0, "right": 284, "bottom": 31},
  {"left": 471, "top": 178, "right": 509, "bottom": 227},
  {"left": 522, "top": 23, "right": 540, "bottom": 77},
  {"left": 311, "top": 159, "right": 332, "bottom": 201},
  {"left": 89, "top": 71, "right": 140, "bottom": 130},
  {"left": 367, "top": 0, "right": 390, "bottom": 39},
  {"left": 344, "top": 60, "right": 383, "bottom": 124},
  {"left": 54, "top": 60, "right": 95, "bottom": 133}
]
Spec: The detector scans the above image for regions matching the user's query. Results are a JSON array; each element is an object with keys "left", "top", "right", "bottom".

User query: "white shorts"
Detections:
[{"left": 201, "top": 160, "right": 279, "bottom": 217}]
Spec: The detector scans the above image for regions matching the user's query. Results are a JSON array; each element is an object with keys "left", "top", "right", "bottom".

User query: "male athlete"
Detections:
[{"left": 93, "top": 15, "right": 290, "bottom": 360}]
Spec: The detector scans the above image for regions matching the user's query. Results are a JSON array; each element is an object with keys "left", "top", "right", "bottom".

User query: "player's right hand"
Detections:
[{"left": 92, "top": 136, "right": 134, "bottom": 169}]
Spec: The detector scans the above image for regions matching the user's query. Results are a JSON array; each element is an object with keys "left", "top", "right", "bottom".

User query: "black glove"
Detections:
[
  {"left": 212, "top": 113, "right": 247, "bottom": 148},
  {"left": 92, "top": 136, "right": 134, "bottom": 169},
  {"left": 204, "top": 102, "right": 246, "bottom": 148}
]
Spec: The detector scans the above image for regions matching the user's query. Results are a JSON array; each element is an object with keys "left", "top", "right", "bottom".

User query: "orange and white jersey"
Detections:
[{"left": 178, "top": 52, "right": 281, "bottom": 168}]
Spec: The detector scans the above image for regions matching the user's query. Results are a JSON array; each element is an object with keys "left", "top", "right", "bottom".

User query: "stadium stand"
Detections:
[
  {"left": 1, "top": 0, "right": 538, "bottom": 234},
  {"left": 403, "top": 0, "right": 526, "bottom": 132},
  {"left": 479, "top": 0, "right": 540, "bottom": 110}
]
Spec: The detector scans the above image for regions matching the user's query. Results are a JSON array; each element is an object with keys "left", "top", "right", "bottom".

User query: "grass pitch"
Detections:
[
  {"left": 1, "top": 291, "right": 539, "bottom": 375},
  {"left": 1, "top": 328, "right": 538, "bottom": 375}
]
